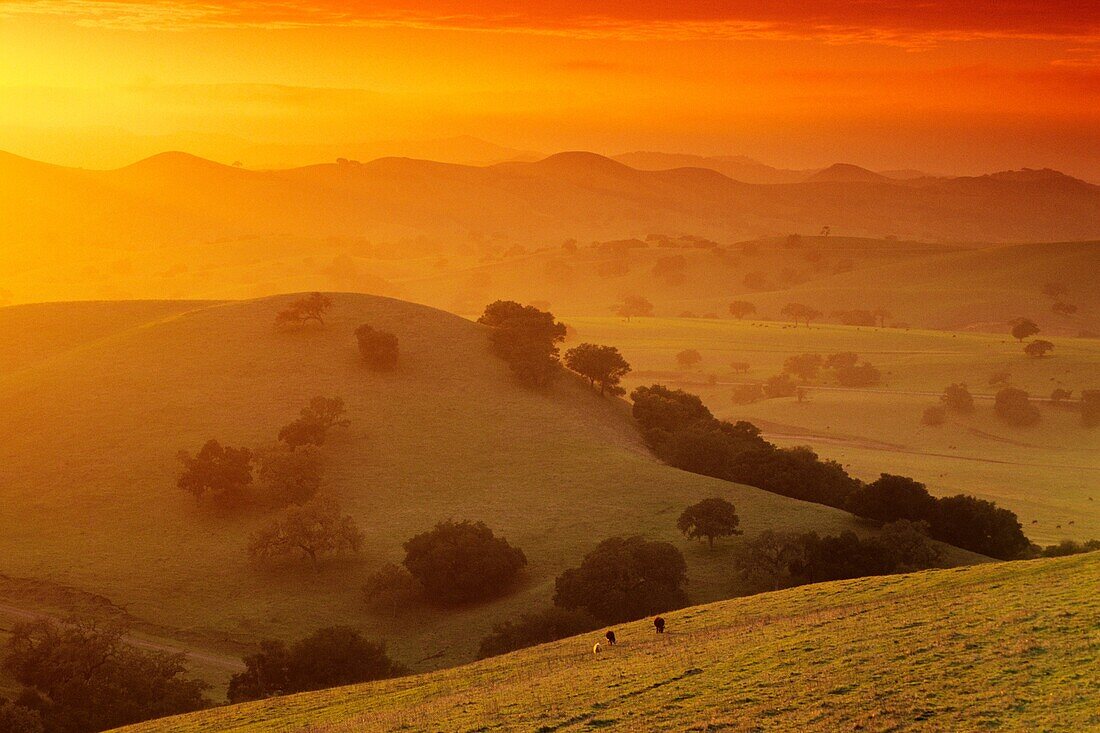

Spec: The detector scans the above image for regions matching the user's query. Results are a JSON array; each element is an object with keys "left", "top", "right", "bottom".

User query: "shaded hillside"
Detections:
[
  {"left": 116, "top": 553, "right": 1099, "bottom": 732},
  {"left": 0, "top": 294, "right": 888, "bottom": 683},
  {"left": 2, "top": 150, "right": 1100, "bottom": 304}
]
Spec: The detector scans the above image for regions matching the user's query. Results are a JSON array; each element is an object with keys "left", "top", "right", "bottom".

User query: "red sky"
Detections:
[{"left": 0, "top": 0, "right": 1097, "bottom": 177}]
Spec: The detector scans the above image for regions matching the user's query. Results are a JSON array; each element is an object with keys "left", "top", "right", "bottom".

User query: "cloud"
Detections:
[{"left": 1, "top": 0, "right": 1097, "bottom": 45}]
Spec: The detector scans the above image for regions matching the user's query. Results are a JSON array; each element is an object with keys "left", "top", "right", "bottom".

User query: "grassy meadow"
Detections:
[
  {"left": 0, "top": 294, "right": 921, "bottom": 697},
  {"left": 115, "top": 552, "right": 1100, "bottom": 732},
  {"left": 567, "top": 316, "right": 1100, "bottom": 543}
]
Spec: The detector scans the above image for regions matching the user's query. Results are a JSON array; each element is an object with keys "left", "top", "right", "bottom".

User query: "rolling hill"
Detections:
[
  {"left": 114, "top": 552, "right": 1100, "bottom": 732},
  {"left": 2, "top": 149, "right": 1100, "bottom": 306},
  {"left": 0, "top": 293, "right": 918, "bottom": 693}
]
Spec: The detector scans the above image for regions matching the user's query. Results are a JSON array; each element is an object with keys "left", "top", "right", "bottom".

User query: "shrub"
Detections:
[
  {"left": 476, "top": 608, "right": 599, "bottom": 660},
  {"left": 403, "top": 520, "right": 527, "bottom": 604},
  {"left": 922, "top": 405, "right": 947, "bottom": 426},
  {"left": 1024, "top": 339, "right": 1054, "bottom": 358},
  {"left": 553, "top": 536, "right": 687, "bottom": 624},
  {"left": 355, "top": 324, "right": 399, "bottom": 369},
  {"left": 941, "top": 383, "right": 975, "bottom": 413},
  {"left": 994, "top": 387, "right": 1040, "bottom": 426}
]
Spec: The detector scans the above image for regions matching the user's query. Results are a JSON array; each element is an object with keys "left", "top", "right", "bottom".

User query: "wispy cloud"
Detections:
[{"left": 1, "top": 1, "right": 1097, "bottom": 46}]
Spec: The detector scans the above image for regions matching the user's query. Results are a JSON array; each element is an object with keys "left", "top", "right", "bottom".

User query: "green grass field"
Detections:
[
  {"left": 0, "top": 295, "right": 928, "bottom": 698},
  {"left": 566, "top": 316, "right": 1100, "bottom": 543},
  {"left": 115, "top": 552, "right": 1100, "bottom": 732}
]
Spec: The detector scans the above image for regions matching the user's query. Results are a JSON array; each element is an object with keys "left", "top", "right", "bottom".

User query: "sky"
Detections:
[{"left": 0, "top": 0, "right": 1098, "bottom": 177}]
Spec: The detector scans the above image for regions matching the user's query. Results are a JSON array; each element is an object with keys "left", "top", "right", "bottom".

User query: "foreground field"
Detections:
[
  {"left": 117, "top": 552, "right": 1100, "bottom": 732},
  {"left": 568, "top": 316, "right": 1100, "bottom": 544},
  {"left": 0, "top": 294, "right": 907, "bottom": 696}
]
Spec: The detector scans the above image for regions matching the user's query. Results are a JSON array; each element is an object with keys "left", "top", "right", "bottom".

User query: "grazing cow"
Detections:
[
  {"left": 605, "top": 630, "right": 617, "bottom": 646},
  {"left": 593, "top": 642, "right": 601, "bottom": 656},
  {"left": 654, "top": 616, "right": 666, "bottom": 634}
]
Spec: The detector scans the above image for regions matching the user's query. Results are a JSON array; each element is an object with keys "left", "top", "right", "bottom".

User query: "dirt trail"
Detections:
[{"left": 0, "top": 602, "right": 244, "bottom": 672}]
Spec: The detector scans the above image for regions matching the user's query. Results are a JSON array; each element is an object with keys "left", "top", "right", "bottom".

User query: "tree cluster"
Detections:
[
  {"left": 734, "top": 521, "right": 943, "bottom": 593},
  {"left": 780, "top": 302, "right": 822, "bottom": 327},
  {"left": 227, "top": 626, "right": 406, "bottom": 703},
  {"left": 632, "top": 383, "right": 1031, "bottom": 559},
  {"left": 478, "top": 300, "right": 567, "bottom": 387},
  {"left": 2, "top": 619, "right": 208, "bottom": 733}
]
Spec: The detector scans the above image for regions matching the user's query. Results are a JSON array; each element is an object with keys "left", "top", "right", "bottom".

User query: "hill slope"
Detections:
[
  {"left": 0, "top": 294, "right": 889, "bottom": 685},
  {"left": 116, "top": 552, "right": 1099, "bottom": 732},
  {"left": 3, "top": 150, "right": 1100, "bottom": 306}
]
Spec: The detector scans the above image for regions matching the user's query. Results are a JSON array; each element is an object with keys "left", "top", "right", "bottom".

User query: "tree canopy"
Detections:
[
  {"left": 676, "top": 497, "right": 742, "bottom": 549},
  {"left": 402, "top": 520, "right": 527, "bottom": 604},
  {"left": 355, "top": 324, "right": 399, "bottom": 370},
  {"left": 478, "top": 300, "right": 567, "bottom": 387},
  {"left": 248, "top": 496, "right": 362, "bottom": 571},
  {"left": 176, "top": 439, "right": 253, "bottom": 505},
  {"left": 564, "top": 343, "right": 631, "bottom": 395}
]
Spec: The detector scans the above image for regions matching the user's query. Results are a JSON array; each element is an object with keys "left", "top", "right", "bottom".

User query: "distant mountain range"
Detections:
[{"left": 611, "top": 152, "right": 932, "bottom": 184}]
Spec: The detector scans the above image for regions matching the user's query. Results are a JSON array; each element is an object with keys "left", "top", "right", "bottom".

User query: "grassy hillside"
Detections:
[
  {"left": 566, "top": 316, "right": 1100, "bottom": 543},
  {"left": 115, "top": 552, "right": 1100, "bottom": 732},
  {"left": 0, "top": 294, "right": 899, "bottom": 693}
]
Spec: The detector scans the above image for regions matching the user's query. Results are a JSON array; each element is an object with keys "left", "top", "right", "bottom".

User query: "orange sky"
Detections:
[{"left": 0, "top": 1, "right": 1097, "bottom": 177}]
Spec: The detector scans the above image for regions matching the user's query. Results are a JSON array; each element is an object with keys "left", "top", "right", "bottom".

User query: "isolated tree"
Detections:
[
  {"left": 728, "top": 300, "right": 756, "bottom": 319},
  {"left": 248, "top": 496, "right": 362, "bottom": 571},
  {"left": 478, "top": 300, "right": 567, "bottom": 387},
  {"left": 835, "top": 362, "right": 882, "bottom": 387},
  {"left": 941, "top": 383, "right": 975, "bottom": 413},
  {"left": 994, "top": 387, "right": 1040, "bottom": 426},
  {"left": 402, "top": 520, "right": 527, "bottom": 605},
  {"left": 564, "top": 343, "right": 631, "bottom": 395},
  {"left": 615, "top": 295, "right": 654, "bottom": 321},
  {"left": 732, "top": 530, "right": 803, "bottom": 591},
  {"left": 355, "top": 324, "right": 399, "bottom": 370},
  {"left": 1024, "top": 339, "right": 1054, "bottom": 358},
  {"left": 783, "top": 353, "right": 824, "bottom": 380},
  {"left": 871, "top": 308, "right": 891, "bottom": 328},
  {"left": 228, "top": 627, "right": 406, "bottom": 703},
  {"left": 177, "top": 439, "right": 253, "bottom": 505},
  {"left": 1082, "top": 390, "right": 1100, "bottom": 428},
  {"left": 676, "top": 349, "right": 703, "bottom": 369},
  {"left": 1051, "top": 301, "right": 1078, "bottom": 316},
  {"left": 3, "top": 618, "right": 208, "bottom": 732},
  {"left": 362, "top": 563, "right": 420, "bottom": 618},
  {"left": 730, "top": 361, "right": 751, "bottom": 373},
  {"left": 780, "top": 303, "right": 821, "bottom": 327},
  {"left": 825, "top": 352, "right": 859, "bottom": 370},
  {"left": 1010, "top": 317, "right": 1040, "bottom": 342},
  {"left": 845, "top": 474, "right": 937, "bottom": 524},
  {"left": 278, "top": 396, "right": 350, "bottom": 448},
  {"left": 276, "top": 293, "right": 332, "bottom": 329},
  {"left": 553, "top": 536, "right": 688, "bottom": 624},
  {"left": 256, "top": 444, "right": 323, "bottom": 506},
  {"left": 676, "top": 497, "right": 742, "bottom": 549}
]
